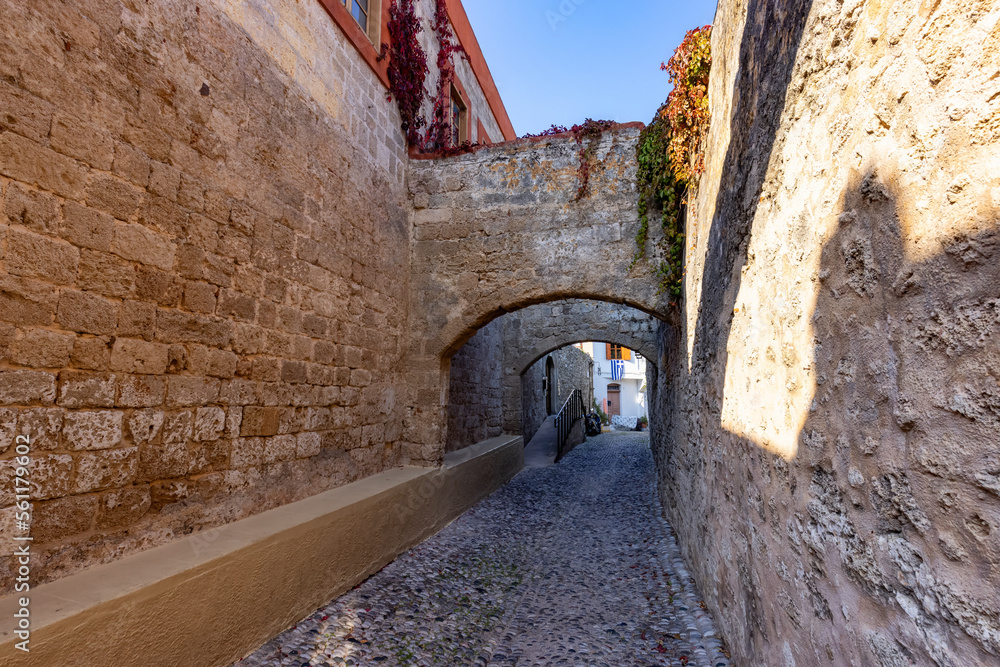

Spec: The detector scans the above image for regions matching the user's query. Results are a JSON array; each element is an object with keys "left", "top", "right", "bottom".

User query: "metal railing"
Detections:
[{"left": 554, "top": 389, "right": 585, "bottom": 462}]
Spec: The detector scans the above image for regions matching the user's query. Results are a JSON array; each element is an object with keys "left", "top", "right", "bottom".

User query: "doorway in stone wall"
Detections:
[
  {"left": 607, "top": 384, "right": 621, "bottom": 417},
  {"left": 545, "top": 356, "right": 557, "bottom": 415}
]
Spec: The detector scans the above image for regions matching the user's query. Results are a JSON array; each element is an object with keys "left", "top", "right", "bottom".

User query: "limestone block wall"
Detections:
[
  {"left": 445, "top": 319, "right": 503, "bottom": 453},
  {"left": 518, "top": 346, "right": 593, "bottom": 446},
  {"left": 519, "top": 360, "right": 548, "bottom": 445},
  {"left": 0, "top": 0, "right": 419, "bottom": 593},
  {"left": 655, "top": 0, "right": 1000, "bottom": 664},
  {"left": 551, "top": 346, "right": 593, "bottom": 412}
]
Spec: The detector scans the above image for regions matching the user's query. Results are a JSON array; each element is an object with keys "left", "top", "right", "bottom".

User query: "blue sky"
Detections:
[{"left": 462, "top": 0, "right": 719, "bottom": 137}]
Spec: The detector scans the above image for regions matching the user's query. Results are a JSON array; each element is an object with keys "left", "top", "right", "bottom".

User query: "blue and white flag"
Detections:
[{"left": 611, "top": 359, "right": 624, "bottom": 381}]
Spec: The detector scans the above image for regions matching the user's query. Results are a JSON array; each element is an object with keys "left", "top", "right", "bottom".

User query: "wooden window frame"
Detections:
[
  {"left": 605, "top": 344, "right": 632, "bottom": 361},
  {"left": 450, "top": 78, "right": 471, "bottom": 146},
  {"left": 317, "top": 0, "right": 390, "bottom": 88}
]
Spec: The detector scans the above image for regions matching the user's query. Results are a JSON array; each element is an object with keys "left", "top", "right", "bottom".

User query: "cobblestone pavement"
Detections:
[{"left": 235, "top": 432, "right": 731, "bottom": 667}]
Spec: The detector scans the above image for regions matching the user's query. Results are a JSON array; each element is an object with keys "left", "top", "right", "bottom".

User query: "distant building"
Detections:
[{"left": 576, "top": 343, "right": 647, "bottom": 420}]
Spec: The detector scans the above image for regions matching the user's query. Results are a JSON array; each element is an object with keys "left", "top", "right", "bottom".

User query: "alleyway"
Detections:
[{"left": 236, "top": 433, "right": 731, "bottom": 667}]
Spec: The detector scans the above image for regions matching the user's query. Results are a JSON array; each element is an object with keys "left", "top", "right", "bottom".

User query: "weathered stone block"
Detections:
[
  {"left": 264, "top": 435, "right": 297, "bottom": 464},
  {"left": 110, "top": 338, "right": 169, "bottom": 375},
  {"left": 296, "top": 432, "right": 322, "bottom": 458},
  {"left": 112, "top": 141, "right": 151, "bottom": 188},
  {"left": 57, "top": 289, "right": 117, "bottom": 335},
  {"left": 166, "top": 376, "right": 221, "bottom": 407},
  {"left": 10, "top": 328, "right": 74, "bottom": 368},
  {"left": 0, "top": 132, "right": 88, "bottom": 200},
  {"left": 77, "top": 250, "right": 136, "bottom": 298},
  {"left": 58, "top": 370, "right": 116, "bottom": 408},
  {"left": 62, "top": 201, "right": 115, "bottom": 251},
  {"left": 193, "top": 407, "right": 226, "bottom": 442},
  {"left": 161, "top": 411, "right": 193, "bottom": 444},
  {"left": 70, "top": 336, "right": 112, "bottom": 371},
  {"left": 50, "top": 113, "right": 114, "bottom": 170},
  {"left": 156, "top": 310, "right": 232, "bottom": 346},
  {"left": 63, "top": 410, "right": 123, "bottom": 450},
  {"left": 86, "top": 172, "right": 143, "bottom": 222},
  {"left": 149, "top": 479, "right": 193, "bottom": 510},
  {"left": 96, "top": 485, "right": 151, "bottom": 529},
  {"left": 188, "top": 438, "right": 229, "bottom": 474},
  {"left": 112, "top": 222, "right": 176, "bottom": 271},
  {"left": 0, "top": 81, "right": 54, "bottom": 143},
  {"left": 241, "top": 406, "right": 282, "bottom": 437},
  {"left": 0, "top": 369, "right": 56, "bottom": 405},
  {"left": 217, "top": 288, "right": 256, "bottom": 322},
  {"left": 31, "top": 495, "right": 97, "bottom": 542},
  {"left": 117, "top": 374, "right": 166, "bottom": 408},
  {"left": 182, "top": 281, "right": 217, "bottom": 314},
  {"left": 32, "top": 453, "right": 74, "bottom": 500},
  {"left": 136, "top": 266, "right": 182, "bottom": 306},
  {"left": 5, "top": 226, "right": 79, "bottom": 284},
  {"left": 138, "top": 441, "right": 188, "bottom": 482},
  {"left": 16, "top": 407, "right": 63, "bottom": 450},
  {"left": 74, "top": 447, "right": 138, "bottom": 493},
  {"left": 128, "top": 409, "right": 164, "bottom": 444},
  {"left": 3, "top": 181, "right": 60, "bottom": 233},
  {"left": 230, "top": 437, "right": 264, "bottom": 469},
  {"left": 117, "top": 300, "right": 157, "bottom": 341}
]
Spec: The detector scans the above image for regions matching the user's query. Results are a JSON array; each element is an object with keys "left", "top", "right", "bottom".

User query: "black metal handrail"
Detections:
[{"left": 553, "top": 389, "right": 585, "bottom": 462}]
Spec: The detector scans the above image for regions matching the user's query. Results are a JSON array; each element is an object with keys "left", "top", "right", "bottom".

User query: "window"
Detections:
[
  {"left": 606, "top": 344, "right": 632, "bottom": 361},
  {"left": 451, "top": 85, "right": 468, "bottom": 146},
  {"left": 343, "top": 0, "right": 380, "bottom": 43}
]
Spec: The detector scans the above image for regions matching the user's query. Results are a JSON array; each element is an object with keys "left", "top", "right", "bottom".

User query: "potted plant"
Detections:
[{"left": 636, "top": 416, "right": 648, "bottom": 431}]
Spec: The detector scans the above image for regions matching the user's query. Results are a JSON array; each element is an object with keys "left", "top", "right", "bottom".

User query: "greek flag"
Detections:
[{"left": 611, "top": 359, "right": 624, "bottom": 381}]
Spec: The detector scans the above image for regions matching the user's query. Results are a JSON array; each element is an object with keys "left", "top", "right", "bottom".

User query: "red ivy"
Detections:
[
  {"left": 524, "top": 119, "right": 618, "bottom": 200},
  {"left": 383, "top": 0, "right": 428, "bottom": 146},
  {"left": 660, "top": 25, "right": 712, "bottom": 181},
  {"left": 382, "top": 0, "right": 474, "bottom": 154}
]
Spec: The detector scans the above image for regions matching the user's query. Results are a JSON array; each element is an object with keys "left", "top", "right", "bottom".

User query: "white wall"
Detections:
[{"left": 579, "top": 343, "right": 647, "bottom": 418}]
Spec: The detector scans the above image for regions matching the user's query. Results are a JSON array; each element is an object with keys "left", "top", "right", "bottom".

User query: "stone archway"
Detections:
[
  {"left": 403, "top": 130, "right": 672, "bottom": 463},
  {"left": 498, "top": 299, "right": 660, "bottom": 434}
]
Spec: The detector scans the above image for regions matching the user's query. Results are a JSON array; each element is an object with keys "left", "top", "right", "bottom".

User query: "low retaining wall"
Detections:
[{"left": 0, "top": 435, "right": 523, "bottom": 666}]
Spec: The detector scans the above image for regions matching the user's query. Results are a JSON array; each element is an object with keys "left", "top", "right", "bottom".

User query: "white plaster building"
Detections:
[{"left": 576, "top": 343, "right": 648, "bottom": 420}]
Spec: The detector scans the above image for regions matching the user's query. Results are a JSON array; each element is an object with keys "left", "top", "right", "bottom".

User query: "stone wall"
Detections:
[
  {"left": 518, "top": 346, "right": 593, "bottom": 445},
  {"left": 0, "top": 0, "right": 437, "bottom": 593},
  {"left": 519, "top": 360, "right": 547, "bottom": 445},
  {"left": 445, "top": 319, "right": 502, "bottom": 453},
  {"left": 655, "top": 0, "right": 1000, "bottom": 665},
  {"left": 551, "top": 346, "right": 593, "bottom": 413}
]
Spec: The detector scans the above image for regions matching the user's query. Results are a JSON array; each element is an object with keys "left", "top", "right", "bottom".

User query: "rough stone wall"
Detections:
[
  {"left": 518, "top": 346, "right": 593, "bottom": 445},
  {"left": 500, "top": 299, "right": 659, "bottom": 434},
  {"left": 519, "top": 360, "right": 547, "bottom": 445},
  {"left": 445, "top": 318, "right": 502, "bottom": 453},
  {"left": 655, "top": 0, "right": 1000, "bottom": 664},
  {"left": 551, "top": 346, "right": 593, "bottom": 412},
  {"left": 404, "top": 133, "right": 661, "bottom": 463},
  {"left": 0, "top": 0, "right": 416, "bottom": 593}
]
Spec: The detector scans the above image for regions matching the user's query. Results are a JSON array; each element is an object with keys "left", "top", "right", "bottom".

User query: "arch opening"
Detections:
[{"left": 441, "top": 298, "right": 665, "bottom": 455}]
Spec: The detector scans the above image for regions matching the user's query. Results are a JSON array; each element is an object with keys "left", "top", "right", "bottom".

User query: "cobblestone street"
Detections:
[{"left": 236, "top": 432, "right": 730, "bottom": 667}]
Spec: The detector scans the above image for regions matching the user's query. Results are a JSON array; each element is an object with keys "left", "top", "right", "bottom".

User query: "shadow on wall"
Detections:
[
  {"left": 654, "top": 168, "right": 1000, "bottom": 665},
  {"left": 648, "top": 1, "right": 1000, "bottom": 664}
]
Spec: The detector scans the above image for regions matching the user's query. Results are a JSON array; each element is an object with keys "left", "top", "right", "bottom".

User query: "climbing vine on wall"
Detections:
[
  {"left": 633, "top": 25, "right": 712, "bottom": 302},
  {"left": 382, "top": 0, "right": 471, "bottom": 154},
  {"left": 524, "top": 119, "right": 618, "bottom": 201}
]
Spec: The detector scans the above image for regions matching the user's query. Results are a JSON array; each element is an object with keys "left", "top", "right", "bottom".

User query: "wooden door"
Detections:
[{"left": 607, "top": 385, "right": 621, "bottom": 417}]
